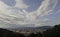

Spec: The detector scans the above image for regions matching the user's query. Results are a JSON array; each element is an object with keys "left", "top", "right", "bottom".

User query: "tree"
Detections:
[
  {"left": 27, "top": 32, "right": 42, "bottom": 37},
  {"left": 0, "top": 28, "right": 25, "bottom": 37},
  {"left": 42, "top": 24, "right": 60, "bottom": 37}
]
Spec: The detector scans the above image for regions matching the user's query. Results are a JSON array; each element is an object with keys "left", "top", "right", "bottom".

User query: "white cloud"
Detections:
[
  {"left": 37, "top": 0, "right": 58, "bottom": 16},
  {"left": 25, "top": 0, "right": 58, "bottom": 26},
  {"left": 15, "top": 0, "right": 29, "bottom": 9},
  {"left": 0, "top": 0, "right": 59, "bottom": 28},
  {"left": 26, "top": 0, "right": 58, "bottom": 20}
]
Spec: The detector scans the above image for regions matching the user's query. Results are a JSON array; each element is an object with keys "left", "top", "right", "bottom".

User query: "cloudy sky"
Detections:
[{"left": 0, "top": 0, "right": 60, "bottom": 28}]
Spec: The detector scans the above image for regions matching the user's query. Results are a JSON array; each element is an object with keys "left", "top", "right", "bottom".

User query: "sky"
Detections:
[{"left": 0, "top": 0, "right": 60, "bottom": 28}]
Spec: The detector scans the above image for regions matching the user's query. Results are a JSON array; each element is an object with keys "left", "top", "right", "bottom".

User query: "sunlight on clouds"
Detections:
[
  {"left": 0, "top": 0, "right": 59, "bottom": 27},
  {"left": 26, "top": 13, "right": 37, "bottom": 20},
  {"left": 26, "top": 0, "right": 58, "bottom": 21},
  {"left": 25, "top": 0, "right": 58, "bottom": 26}
]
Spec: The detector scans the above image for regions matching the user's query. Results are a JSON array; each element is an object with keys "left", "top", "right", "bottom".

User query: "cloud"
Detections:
[
  {"left": 15, "top": 0, "right": 29, "bottom": 9},
  {"left": 55, "top": 10, "right": 60, "bottom": 15},
  {"left": 1, "top": 0, "right": 16, "bottom": 6},
  {"left": 37, "top": 0, "right": 58, "bottom": 16},
  {"left": 25, "top": 0, "right": 58, "bottom": 26},
  {"left": 26, "top": 0, "right": 58, "bottom": 20},
  {"left": 0, "top": 0, "right": 59, "bottom": 28}
]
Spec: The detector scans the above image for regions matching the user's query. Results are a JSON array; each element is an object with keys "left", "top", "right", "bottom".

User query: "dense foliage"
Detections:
[
  {"left": 42, "top": 24, "right": 60, "bottom": 37},
  {"left": 0, "top": 24, "right": 60, "bottom": 37},
  {"left": 0, "top": 28, "right": 25, "bottom": 37},
  {"left": 27, "top": 32, "right": 42, "bottom": 37}
]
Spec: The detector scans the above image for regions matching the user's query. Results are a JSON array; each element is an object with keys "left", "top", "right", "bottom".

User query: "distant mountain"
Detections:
[
  {"left": 18, "top": 26, "right": 52, "bottom": 30},
  {"left": 36, "top": 26, "right": 53, "bottom": 30},
  {"left": 6, "top": 26, "right": 52, "bottom": 31}
]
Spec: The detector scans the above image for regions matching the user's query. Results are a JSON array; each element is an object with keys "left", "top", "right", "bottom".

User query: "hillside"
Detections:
[{"left": 0, "top": 28, "right": 25, "bottom": 37}]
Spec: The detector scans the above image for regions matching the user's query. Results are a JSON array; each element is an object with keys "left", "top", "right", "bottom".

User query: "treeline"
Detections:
[
  {"left": 0, "top": 24, "right": 60, "bottom": 37},
  {"left": 0, "top": 28, "right": 25, "bottom": 37}
]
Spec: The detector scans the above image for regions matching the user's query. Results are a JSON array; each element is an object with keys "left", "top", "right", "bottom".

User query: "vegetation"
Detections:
[
  {"left": 27, "top": 32, "right": 42, "bottom": 37},
  {"left": 0, "top": 28, "right": 25, "bottom": 37},
  {"left": 42, "top": 24, "right": 60, "bottom": 37},
  {"left": 0, "top": 24, "right": 60, "bottom": 37}
]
